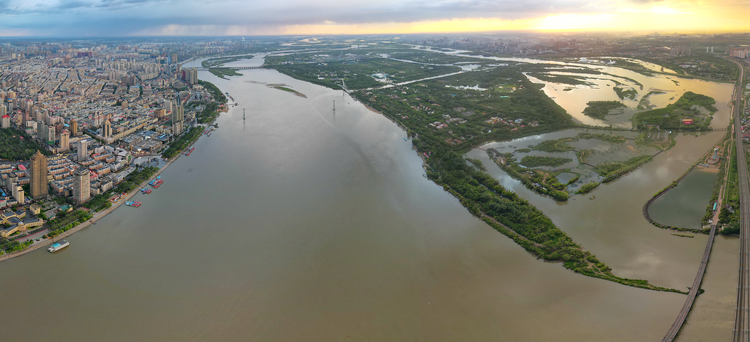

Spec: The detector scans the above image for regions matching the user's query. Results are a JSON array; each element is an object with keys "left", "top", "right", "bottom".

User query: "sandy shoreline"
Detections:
[{"left": 0, "top": 133, "right": 194, "bottom": 263}]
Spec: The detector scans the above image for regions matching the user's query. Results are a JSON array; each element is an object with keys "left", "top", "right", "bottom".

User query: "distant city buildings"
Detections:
[{"left": 0, "top": 38, "right": 235, "bottom": 210}]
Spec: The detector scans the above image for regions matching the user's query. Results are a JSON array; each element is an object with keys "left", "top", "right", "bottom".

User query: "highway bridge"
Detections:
[
  {"left": 731, "top": 59, "right": 750, "bottom": 342},
  {"left": 194, "top": 66, "right": 265, "bottom": 71},
  {"left": 662, "top": 59, "right": 744, "bottom": 342},
  {"left": 661, "top": 223, "right": 717, "bottom": 341}
]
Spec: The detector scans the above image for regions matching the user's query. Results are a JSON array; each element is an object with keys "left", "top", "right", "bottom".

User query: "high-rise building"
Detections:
[
  {"left": 172, "top": 100, "right": 184, "bottom": 135},
  {"left": 103, "top": 119, "right": 112, "bottom": 138},
  {"left": 12, "top": 185, "right": 23, "bottom": 203},
  {"left": 46, "top": 125, "right": 55, "bottom": 144},
  {"left": 0, "top": 103, "right": 6, "bottom": 117},
  {"left": 59, "top": 131, "right": 69, "bottom": 151},
  {"left": 5, "top": 175, "right": 16, "bottom": 191},
  {"left": 1, "top": 114, "right": 9, "bottom": 129},
  {"left": 70, "top": 119, "right": 78, "bottom": 136},
  {"left": 30, "top": 150, "right": 48, "bottom": 199},
  {"left": 73, "top": 169, "right": 90, "bottom": 203},
  {"left": 37, "top": 121, "right": 47, "bottom": 141},
  {"left": 155, "top": 108, "right": 166, "bottom": 118},
  {"left": 187, "top": 68, "right": 198, "bottom": 85},
  {"left": 78, "top": 140, "right": 88, "bottom": 161}
]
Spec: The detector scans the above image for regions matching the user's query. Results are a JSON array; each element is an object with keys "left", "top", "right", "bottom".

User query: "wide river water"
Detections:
[{"left": 0, "top": 56, "right": 738, "bottom": 341}]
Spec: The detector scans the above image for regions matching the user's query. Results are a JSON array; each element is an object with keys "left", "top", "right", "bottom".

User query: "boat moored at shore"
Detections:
[{"left": 47, "top": 240, "right": 69, "bottom": 253}]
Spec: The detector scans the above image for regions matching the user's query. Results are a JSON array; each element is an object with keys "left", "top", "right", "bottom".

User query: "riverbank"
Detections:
[{"left": 0, "top": 154, "right": 181, "bottom": 263}]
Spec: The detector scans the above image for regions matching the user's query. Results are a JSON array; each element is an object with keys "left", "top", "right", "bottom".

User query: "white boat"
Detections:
[{"left": 47, "top": 240, "right": 70, "bottom": 253}]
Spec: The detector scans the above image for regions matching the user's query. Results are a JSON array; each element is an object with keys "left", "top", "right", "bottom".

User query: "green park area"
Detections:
[
  {"left": 162, "top": 127, "right": 203, "bottom": 159},
  {"left": 0, "top": 128, "right": 51, "bottom": 160},
  {"left": 634, "top": 91, "right": 717, "bottom": 130}
]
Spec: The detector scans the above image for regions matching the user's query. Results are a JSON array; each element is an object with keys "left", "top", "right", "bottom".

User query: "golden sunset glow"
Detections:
[
  {"left": 262, "top": 2, "right": 750, "bottom": 36},
  {"left": 3, "top": 0, "right": 750, "bottom": 36}
]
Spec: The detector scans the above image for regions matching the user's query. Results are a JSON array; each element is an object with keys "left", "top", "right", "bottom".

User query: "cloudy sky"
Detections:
[{"left": 0, "top": 0, "right": 746, "bottom": 36}]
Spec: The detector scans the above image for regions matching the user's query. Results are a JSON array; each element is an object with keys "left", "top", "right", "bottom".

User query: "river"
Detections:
[{"left": 0, "top": 56, "right": 736, "bottom": 341}]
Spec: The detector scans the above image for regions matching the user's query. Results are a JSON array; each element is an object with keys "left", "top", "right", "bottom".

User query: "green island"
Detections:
[
  {"left": 672, "top": 234, "right": 695, "bottom": 238},
  {"left": 270, "top": 85, "right": 307, "bottom": 98},
  {"left": 0, "top": 128, "right": 52, "bottom": 160},
  {"left": 596, "top": 155, "right": 654, "bottom": 183},
  {"left": 201, "top": 55, "right": 255, "bottom": 68},
  {"left": 266, "top": 47, "right": 683, "bottom": 293},
  {"left": 576, "top": 182, "right": 600, "bottom": 194},
  {"left": 613, "top": 87, "right": 638, "bottom": 100},
  {"left": 208, "top": 68, "right": 244, "bottom": 79},
  {"left": 634, "top": 91, "right": 717, "bottom": 130},
  {"left": 520, "top": 155, "right": 573, "bottom": 167},
  {"left": 582, "top": 101, "right": 626, "bottom": 119}
]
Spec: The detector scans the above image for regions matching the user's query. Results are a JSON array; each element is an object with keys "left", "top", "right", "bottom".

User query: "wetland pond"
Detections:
[{"left": 648, "top": 169, "right": 719, "bottom": 229}]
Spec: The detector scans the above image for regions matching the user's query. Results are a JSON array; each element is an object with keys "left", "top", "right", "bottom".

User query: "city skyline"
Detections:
[{"left": 0, "top": 0, "right": 747, "bottom": 37}]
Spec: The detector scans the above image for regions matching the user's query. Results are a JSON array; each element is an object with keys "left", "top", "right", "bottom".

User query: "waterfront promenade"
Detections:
[{"left": 0, "top": 142, "right": 185, "bottom": 262}]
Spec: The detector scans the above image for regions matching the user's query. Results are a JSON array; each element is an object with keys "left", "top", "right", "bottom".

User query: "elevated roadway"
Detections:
[
  {"left": 731, "top": 59, "right": 750, "bottom": 342},
  {"left": 662, "top": 59, "right": 744, "bottom": 342}
]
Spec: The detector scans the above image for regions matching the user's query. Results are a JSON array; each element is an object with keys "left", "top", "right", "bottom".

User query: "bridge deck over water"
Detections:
[
  {"left": 195, "top": 66, "right": 265, "bottom": 71},
  {"left": 662, "top": 59, "right": 744, "bottom": 342}
]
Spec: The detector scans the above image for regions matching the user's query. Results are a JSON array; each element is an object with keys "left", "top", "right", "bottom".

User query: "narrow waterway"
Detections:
[{"left": 0, "top": 57, "right": 736, "bottom": 341}]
